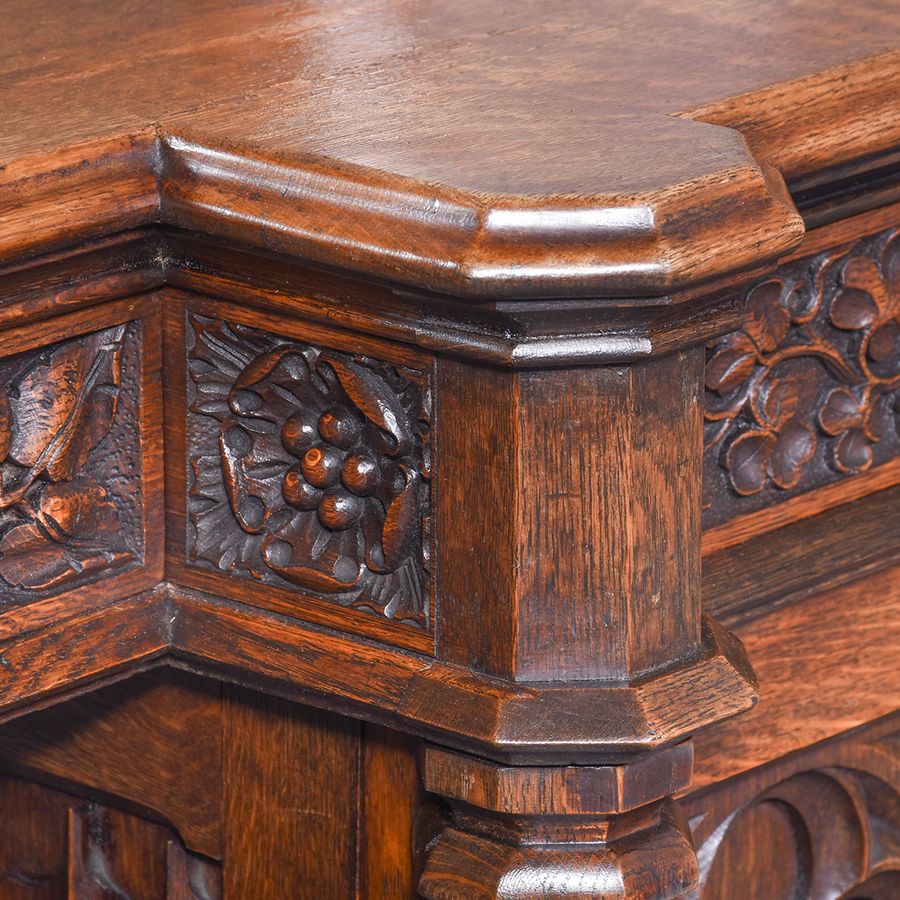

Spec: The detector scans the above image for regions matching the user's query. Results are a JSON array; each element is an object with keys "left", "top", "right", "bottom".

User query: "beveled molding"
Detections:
[
  {"left": 0, "top": 223, "right": 754, "bottom": 369},
  {"left": 0, "top": 199, "right": 897, "bottom": 372},
  {"left": 0, "top": 584, "right": 757, "bottom": 766},
  {"left": 1, "top": 128, "right": 804, "bottom": 303}
]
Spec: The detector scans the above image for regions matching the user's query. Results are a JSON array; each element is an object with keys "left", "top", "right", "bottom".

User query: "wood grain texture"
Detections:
[
  {"left": 222, "top": 684, "right": 360, "bottom": 899},
  {"left": 171, "top": 589, "right": 756, "bottom": 763},
  {"left": 437, "top": 351, "right": 705, "bottom": 682},
  {"left": 424, "top": 743, "right": 693, "bottom": 816},
  {"left": 420, "top": 797, "right": 698, "bottom": 900},
  {"left": 703, "top": 483, "right": 900, "bottom": 626},
  {"left": 684, "top": 715, "right": 900, "bottom": 900},
  {"left": 357, "top": 724, "right": 422, "bottom": 899},
  {"left": 693, "top": 564, "right": 900, "bottom": 791},
  {"left": 1, "top": 6, "right": 898, "bottom": 893},
  {"left": 185, "top": 311, "right": 433, "bottom": 629},
  {"left": 0, "top": 669, "right": 223, "bottom": 858},
  {"left": 163, "top": 291, "right": 435, "bottom": 653},
  {"left": 0, "top": 296, "right": 164, "bottom": 608},
  {"left": 0, "top": 773, "right": 70, "bottom": 897},
  {"left": 0, "top": 771, "right": 222, "bottom": 899},
  {"left": 68, "top": 803, "right": 170, "bottom": 898},
  {"left": 2, "top": 1, "right": 898, "bottom": 298}
]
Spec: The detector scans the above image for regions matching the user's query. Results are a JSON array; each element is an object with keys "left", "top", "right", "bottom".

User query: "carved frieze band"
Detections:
[
  {"left": 186, "top": 314, "right": 432, "bottom": 629},
  {"left": 687, "top": 728, "right": 900, "bottom": 899},
  {"left": 703, "top": 227, "right": 900, "bottom": 526},
  {"left": 0, "top": 323, "right": 144, "bottom": 602}
]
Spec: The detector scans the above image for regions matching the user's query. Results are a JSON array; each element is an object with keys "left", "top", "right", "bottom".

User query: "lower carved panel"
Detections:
[
  {"left": 684, "top": 716, "right": 900, "bottom": 899},
  {"left": 0, "top": 773, "right": 221, "bottom": 899}
]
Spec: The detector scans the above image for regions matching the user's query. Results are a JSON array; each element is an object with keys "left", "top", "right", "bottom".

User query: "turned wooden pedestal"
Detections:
[{"left": 0, "top": 1, "right": 898, "bottom": 897}]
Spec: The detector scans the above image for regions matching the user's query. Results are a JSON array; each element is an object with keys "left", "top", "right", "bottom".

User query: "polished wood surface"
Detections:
[
  {"left": 0, "top": 1, "right": 898, "bottom": 897},
  {"left": 1, "top": 1, "right": 898, "bottom": 297}
]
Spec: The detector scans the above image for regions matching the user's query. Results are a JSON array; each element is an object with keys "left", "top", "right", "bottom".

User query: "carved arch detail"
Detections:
[{"left": 689, "top": 733, "right": 900, "bottom": 899}]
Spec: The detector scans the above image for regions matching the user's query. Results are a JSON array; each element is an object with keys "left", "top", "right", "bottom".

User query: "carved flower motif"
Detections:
[
  {"left": 705, "top": 230, "right": 900, "bottom": 504},
  {"left": 188, "top": 317, "right": 431, "bottom": 626}
]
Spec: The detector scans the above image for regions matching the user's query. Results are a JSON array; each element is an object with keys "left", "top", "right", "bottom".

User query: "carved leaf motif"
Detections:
[
  {"left": 262, "top": 535, "right": 363, "bottom": 592},
  {"left": 705, "top": 335, "right": 756, "bottom": 394},
  {"left": 187, "top": 316, "right": 431, "bottom": 627},
  {"left": 318, "top": 355, "right": 412, "bottom": 455},
  {"left": 725, "top": 432, "right": 773, "bottom": 496},
  {"left": 835, "top": 428, "right": 873, "bottom": 473},
  {"left": 831, "top": 288, "right": 879, "bottom": 331},
  {"left": 869, "top": 321, "right": 900, "bottom": 365},
  {"left": 231, "top": 346, "right": 297, "bottom": 395},
  {"left": 0, "top": 480, "right": 125, "bottom": 591},
  {"left": 0, "top": 386, "right": 10, "bottom": 465},
  {"left": 0, "top": 324, "right": 140, "bottom": 601},
  {"left": 769, "top": 422, "right": 816, "bottom": 490},
  {"left": 745, "top": 281, "right": 790, "bottom": 353},
  {"left": 761, "top": 376, "right": 805, "bottom": 429},
  {"left": 375, "top": 467, "right": 420, "bottom": 572},
  {"left": 704, "top": 227, "right": 900, "bottom": 522},
  {"left": 841, "top": 256, "right": 890, "bottom": 312},
  {"left": 818, "top": 387, "right": 865, "bottom": 436},
  {"left": 6, "top": 328, "right": 124, "bottom": 483}
]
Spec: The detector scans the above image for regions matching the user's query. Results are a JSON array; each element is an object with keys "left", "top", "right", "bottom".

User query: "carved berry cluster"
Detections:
[{"left": 188, "top": 316, "right": 431, "bottom": 627}]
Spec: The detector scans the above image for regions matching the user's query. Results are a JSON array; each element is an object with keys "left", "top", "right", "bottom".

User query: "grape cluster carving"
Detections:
[{"left": 188, "top": 316, "right": 431, "bottom": 627}]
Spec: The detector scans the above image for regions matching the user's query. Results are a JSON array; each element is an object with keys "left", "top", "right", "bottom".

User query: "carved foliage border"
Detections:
[
  {"left": 703, "top": 227, "right": 899, "bottom": 527},
  {"left": 0, "top": 322, "right": 144, "bottom": 603},
  {"left": 186, "top": 314, "right": 433, "bottom": 629}
]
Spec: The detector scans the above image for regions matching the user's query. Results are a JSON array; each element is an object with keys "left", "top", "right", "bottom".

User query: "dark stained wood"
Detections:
[
  {"left": 703, "top": 225, "right": 900, "bottom": 531},
  {"left": 420, "top": 796, "right": 698, "bottom": 900},
  {"left": 424, "top": 743, "right": 694, "bottom": 816},
  {"left": 0, "top": 773, "right": 70, "bottom": 898},
  {"left": 684, "top": 714, "right": 900, "bottom": 899},
  {"left": 170, "top": 589, "right": 757, "bottom": 762},
  {"left": 357, "top": 724, "right": 422, "bottom": 899},
  {"left": 68, "top": 803, "right": 170, "bottom": 898},
  {"left": 0, "top": 2, "right": 896, "bottom": 299},
  {"left": 164, "top": 291, "right": 435, "bottom": 653},
  {"left": 0, "top": 0, "right": 896, "bottom": 294},
  {"left": 0, "top": 584, "right": 756, "bottom": 766},
  {"left": 694, "top": 564, "right": 900, "bottom": 791},
  {"left": 222, "top": 684, "right": 360, "bottom": 899},
  {"left": 0, "top": 669, "right": 223, "bottom": 858},
  {"left": 166, "top": 842, "right": 222, "bottom": 900},
  {"left": 437, "top": 350, "right": 705, "bottom": 682},
  {"left": 0, "top": 296, "right": 164, "bottom": 612},
  {"left": 703, "top": 484, "right": 900, "bottom": 626},
  {"left": 0, "top": 770, "right": 223, "bottom": 899},
  {"left": 0, "top": 3, "right": 898, "bottom": 896},
  {"left": 0, "top": 589, "right": 170, "bottom": 723}
]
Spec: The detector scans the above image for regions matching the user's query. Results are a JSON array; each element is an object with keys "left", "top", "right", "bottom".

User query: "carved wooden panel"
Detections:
[
  {"left": 0, "top": 773, "right": 221, "bottom": 899},
  {"left": 185, "top": 313, "right": 433, "bottom": 629},
  {"left": 703, "top": 227, "right": 899, "bottom": 527},
  {"left": 0, "top": 321, "right": 146, "bottom": 603},
  {"left": 685, "top": 718, "right": 900, "bottom": 899}
]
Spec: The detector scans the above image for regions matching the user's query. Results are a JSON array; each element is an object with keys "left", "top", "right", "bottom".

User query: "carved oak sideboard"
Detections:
[{"left": 0, "top": 2, "right": 898, "bottom": 898}]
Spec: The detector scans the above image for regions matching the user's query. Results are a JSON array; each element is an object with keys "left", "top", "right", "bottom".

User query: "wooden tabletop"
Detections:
[{"left": 3, "top": 0, "right": 899, "bottom": 297}]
